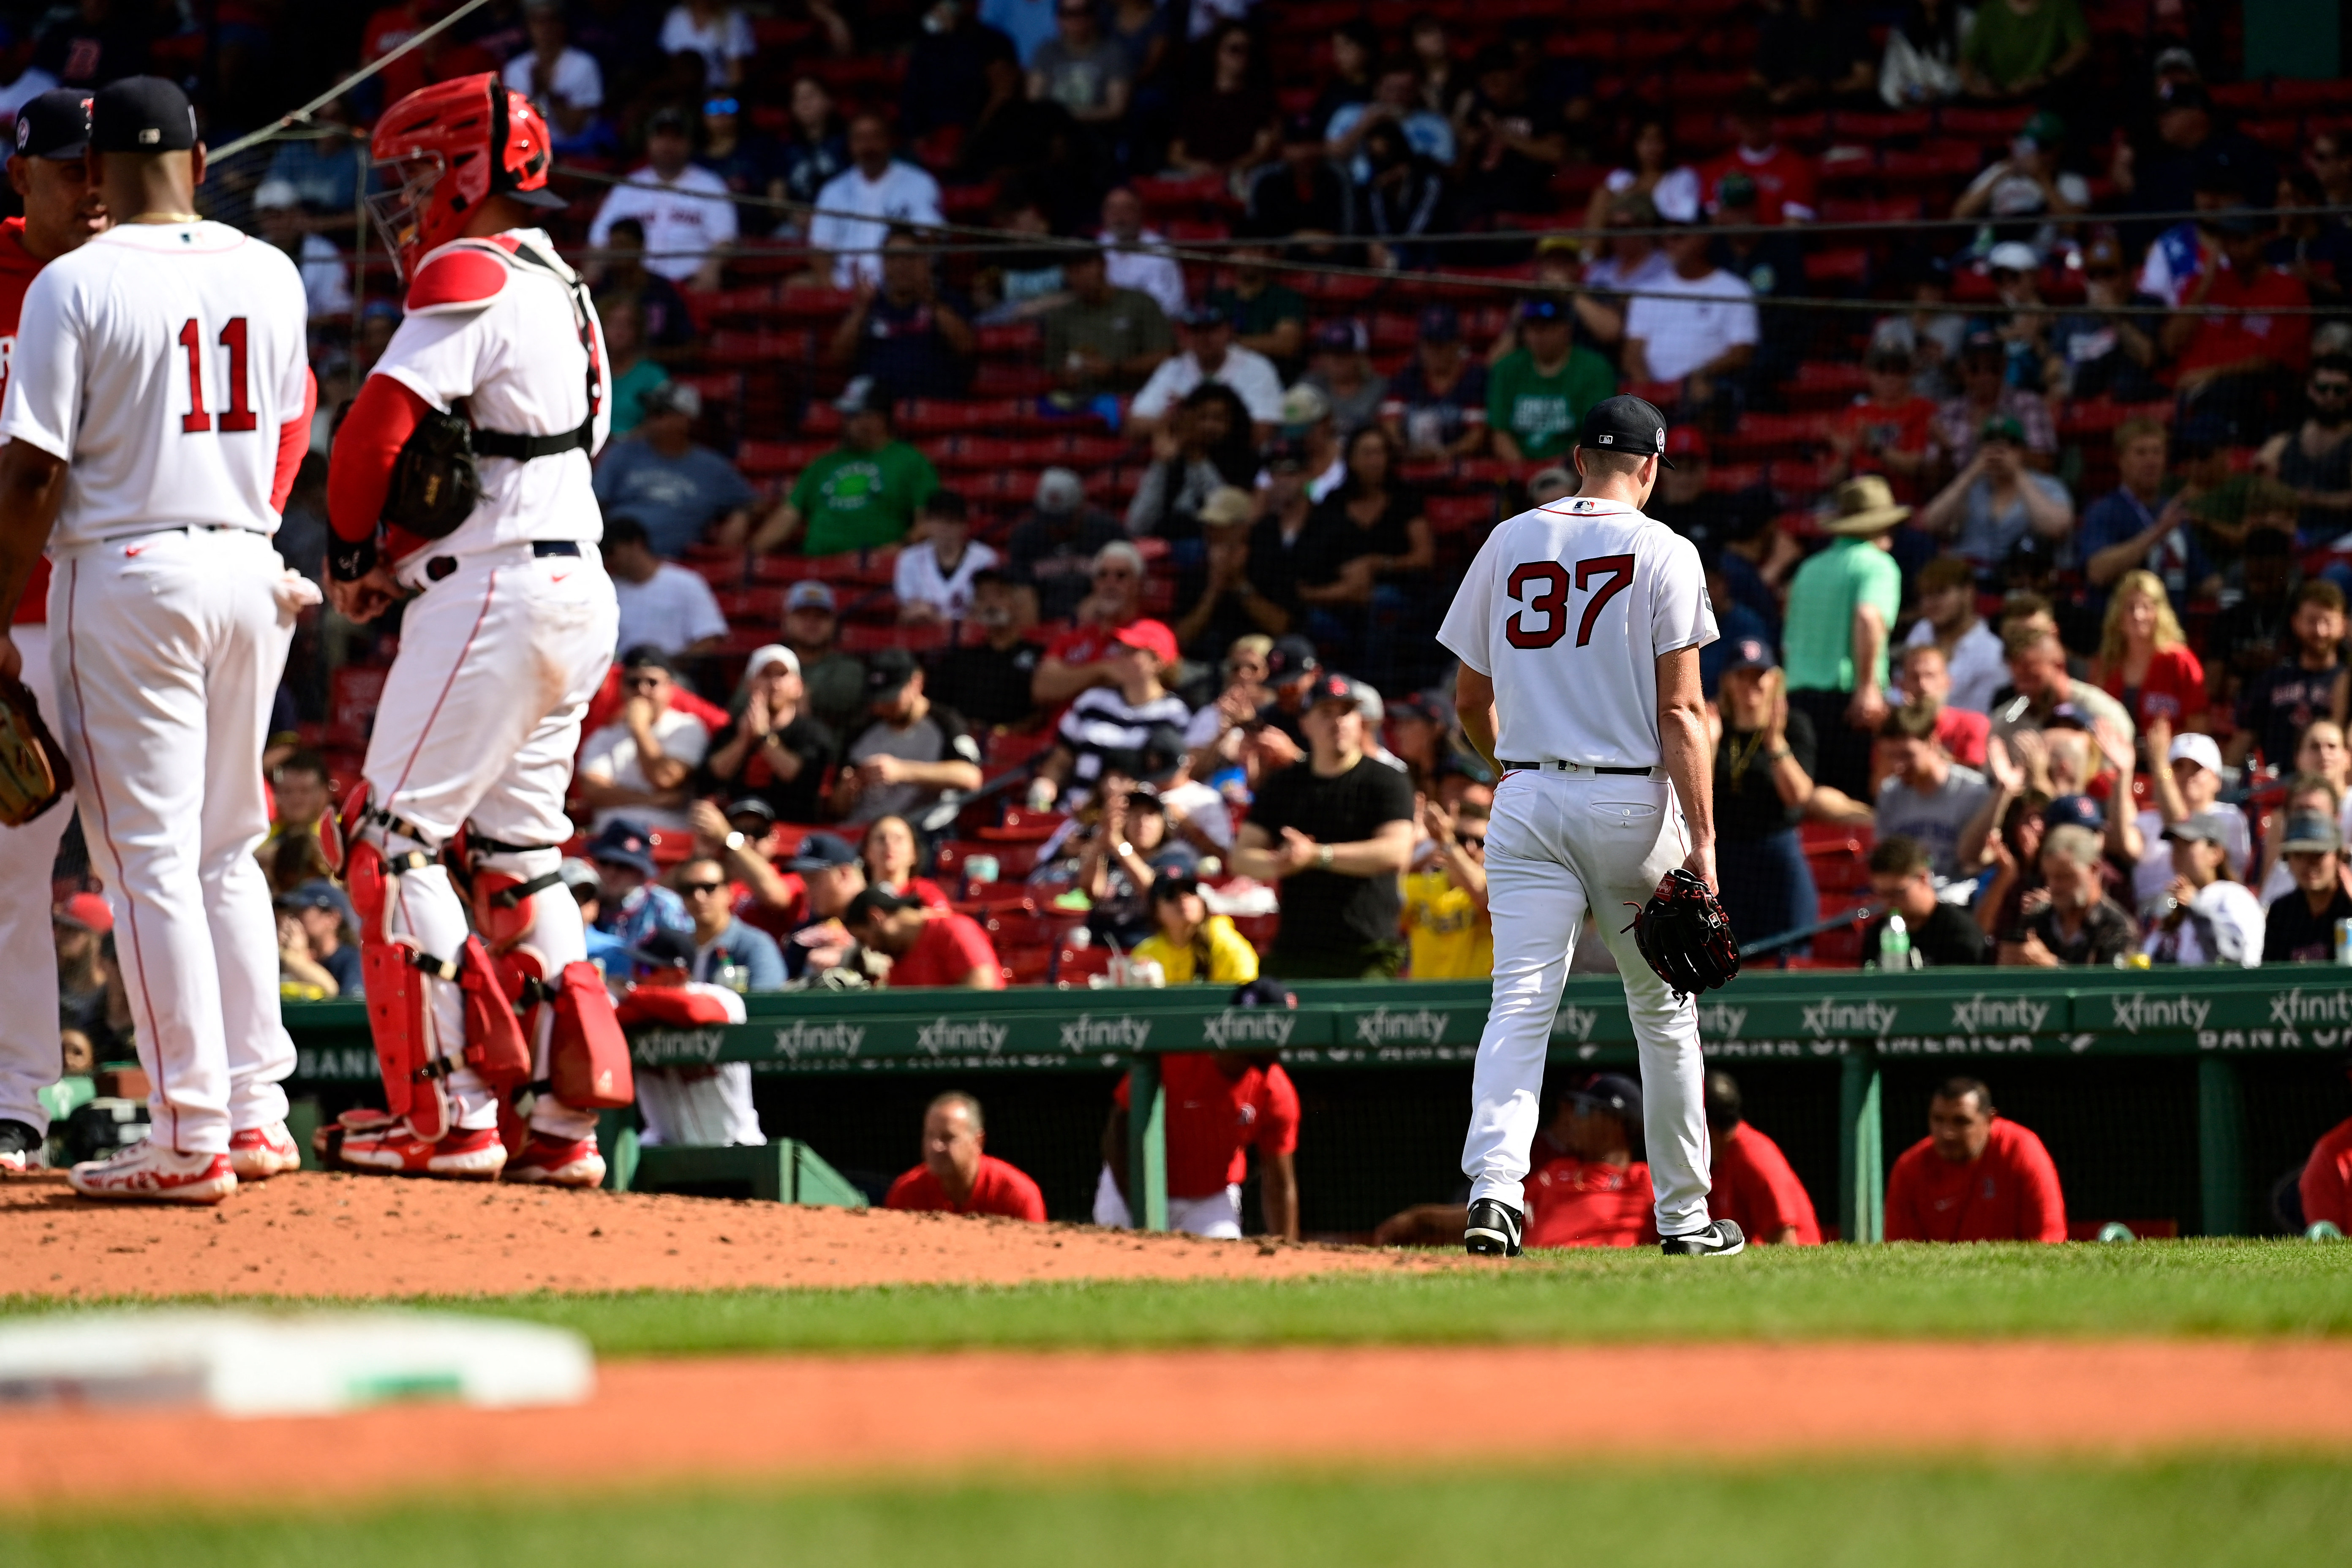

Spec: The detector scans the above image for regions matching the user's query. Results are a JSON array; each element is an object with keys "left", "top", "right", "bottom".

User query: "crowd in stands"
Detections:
[{"left": 10, "top": 3, "right": 2352, "bottom": 1230}]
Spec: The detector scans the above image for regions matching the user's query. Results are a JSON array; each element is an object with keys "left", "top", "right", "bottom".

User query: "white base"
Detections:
[{"left": 0, "top": 1309, "right": 594, "bottom": 1417}]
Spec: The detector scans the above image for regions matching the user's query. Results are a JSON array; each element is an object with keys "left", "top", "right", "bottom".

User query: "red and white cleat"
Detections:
[
  {"left": 334, "top": 1120, "right": 507, "bottom": 1181},
  {"left": 503, "top": 1132, "right": 606, "bottom": 1189},
  {"left": 228, "top": 1121, "right": 302, "bottom": 1181},
  {"left": 68, "top": 1140, "right": 237, "bottom": 1205}
]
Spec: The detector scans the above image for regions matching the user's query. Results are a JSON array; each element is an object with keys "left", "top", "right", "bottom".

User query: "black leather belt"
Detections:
[
  {"left": 424, "top": 541, "right": 581, "bottom": 580},
  {"left": 1500, "top": 760, "right": 1654, "bottom": 775}
]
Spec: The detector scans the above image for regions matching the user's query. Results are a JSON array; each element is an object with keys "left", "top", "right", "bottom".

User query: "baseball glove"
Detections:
[
  {"left": 380, "top": 406, "right": 482, "bottom": 540},
  {"left": 0, "top": 674, "right": 71, "bottom": 828},
  {"left": 1624, "top": 868, "right": 1740, "bottom": 998}
]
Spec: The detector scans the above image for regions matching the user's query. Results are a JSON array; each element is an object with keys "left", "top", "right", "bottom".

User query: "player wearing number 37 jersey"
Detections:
[
  {"left": 0, "top": 78, "right": 315, "bottom": 1203},
  {"left": 1438, "top": 396, "right": 1746, "bottom": 1258}
]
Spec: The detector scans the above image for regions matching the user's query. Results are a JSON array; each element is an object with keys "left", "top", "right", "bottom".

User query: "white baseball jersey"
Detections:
[
  {"left": 370, "top": 229, "right": 610, "bottom": 562},
  {"left": 1437, "top": 495, "right": 1717, "bottom": 768},
  {"left": 0, "top": 222, "right": 308, "bottom": 546}
]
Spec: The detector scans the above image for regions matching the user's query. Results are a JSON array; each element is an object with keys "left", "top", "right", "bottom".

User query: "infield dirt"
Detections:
[
  {"left": 0, "top": 1169, "right": 1416, "bottom": 1297},
  {"left": 5, "top": 1341, "right": 2352, "bottom": 1506}
]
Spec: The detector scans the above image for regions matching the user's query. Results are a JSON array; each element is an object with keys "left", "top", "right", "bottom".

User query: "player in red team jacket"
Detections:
[
  {"left": 2298, "top": 1056, "right": 2352, "bottom": 1235},
  {"left": 885, "top": 1092, "right": 1048, "bottom": 1221},
  {"left": 1884, "top": 1077, "right": 2067, "bottom": 1243},
  {"left": 1377, "top": 1073, "right": 1657, "bottom": 1249},
  {"left": 0, "top": 90, "right": 107, "bottom": 1176},
  {"left": 1704, "top": 1071, "right": 1821, "bottom": 1245}
]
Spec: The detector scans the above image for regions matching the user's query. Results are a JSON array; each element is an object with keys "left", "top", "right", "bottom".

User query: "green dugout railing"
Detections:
[{"left": 281, "top": 966, "right": 2350, "bottom": 1239}]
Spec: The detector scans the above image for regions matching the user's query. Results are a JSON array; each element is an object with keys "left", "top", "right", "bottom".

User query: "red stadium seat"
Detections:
[{"left": 1052, "top": 944, "right": 1114, "bottom": 984}]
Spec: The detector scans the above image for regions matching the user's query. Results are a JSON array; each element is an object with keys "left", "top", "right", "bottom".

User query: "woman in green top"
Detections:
[{"left": 597, "top": 293, "right": 672, "bottom": 438}]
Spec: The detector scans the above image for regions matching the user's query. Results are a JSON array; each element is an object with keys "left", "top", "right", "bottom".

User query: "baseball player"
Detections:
[
  {"left": 319, "top": 74, "right": 629, "bottom": 1187},
  {"left": 1437, "top": 396, "right": 1745, "bottom": 1258},
  {"left": 0, "top": 77, "right": 316, "bottom": 1203},
  {"left": 0, "top": 90, "right": 107, "bottom": 1175}
]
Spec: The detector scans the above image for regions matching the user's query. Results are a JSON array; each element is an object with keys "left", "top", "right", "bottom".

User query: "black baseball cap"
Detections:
[
  {"left": 1568, "top": 1071, "right": 1643, "bottom": 1124},
  {"left": 865, "top": 645, "right": 920, "bottom": 700},
  {"left": 90, "top": 76, "right": 196, "bottom": 155},
  {"left": 1576, "top": 395, "right": 1676, "bottom": 469},
  {"left": 1266, "top": 634, "right": 1320, "bottom": 683},
  {"left": 13, "top": 88, "right": 90, "bottom": 161},
  {"left": 785, "top": 830, "right": 860, "bottom": 872}
]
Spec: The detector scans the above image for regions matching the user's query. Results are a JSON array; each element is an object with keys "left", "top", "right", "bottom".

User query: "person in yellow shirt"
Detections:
[
  {"left": 1132, "top": 873, "right": 1261, "bottom": 985},
  {"left": 1402, "top": 797, "right": 1491, "bottom": 978}
]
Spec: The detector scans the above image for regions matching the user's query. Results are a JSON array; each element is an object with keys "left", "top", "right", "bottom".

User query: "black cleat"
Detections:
[
  {"left": 0, "top": 1117, "right": 41, "bottom": 1173},
  {"left": 1465, "top": 1197, "right": 1524, "bottom": 1257},
  {"left": 1660, "top": 1218, "right": 1746, "bottom": 1257}
]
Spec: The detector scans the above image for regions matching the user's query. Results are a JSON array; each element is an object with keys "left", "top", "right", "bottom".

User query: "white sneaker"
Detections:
[{"left": 68, "top": 1139, "right": 237, "bottom": 1205}]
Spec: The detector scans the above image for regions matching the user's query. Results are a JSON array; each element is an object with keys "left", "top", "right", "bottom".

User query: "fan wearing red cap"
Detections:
[
  {"left": 319, "top": 72, "right": 631, "bottom": 1190},
  {"left": 1032, "top": 618, "right": 1191, "bottom": 809}
]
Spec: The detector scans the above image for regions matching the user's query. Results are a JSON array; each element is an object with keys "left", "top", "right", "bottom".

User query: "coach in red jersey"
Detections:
[
  {"left": 886, "top": 1092, "right": 1048, "bottom": 1221},
  {"left": 1703, "top": 1071, "right": 1821, "bottom": 1245},
  {"left": 0, "top": 89, "right": 106, "bottom": 1175},
  {"left": 1378, "top": 1073, "right": 1657, "bottom": 1249},
  {"left": 1885, "top": 1076, "right": 2067, "bottom": 1244}
]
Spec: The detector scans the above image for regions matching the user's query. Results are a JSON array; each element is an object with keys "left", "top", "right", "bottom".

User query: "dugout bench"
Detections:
[{"left": 277, "top": 966, "right": 2352, "bottom": 1240}]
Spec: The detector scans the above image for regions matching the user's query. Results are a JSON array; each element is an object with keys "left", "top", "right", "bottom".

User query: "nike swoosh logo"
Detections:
[
  {"left": 550, "top": 572, "right": 572, "bottom": 583},
  {"left": 124, "top": 546, "right": 145, "bottom": 557}
]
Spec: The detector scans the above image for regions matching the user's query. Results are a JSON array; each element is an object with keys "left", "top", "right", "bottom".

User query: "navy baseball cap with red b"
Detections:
[
  {"left": 13, "top": 88, "right": 90, "bottom": 161},
  {"left": 1578, "top": 395, "right": 1677, "bottom": 469}
]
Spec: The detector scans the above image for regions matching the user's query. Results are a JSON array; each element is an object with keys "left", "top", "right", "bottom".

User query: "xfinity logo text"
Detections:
[
  {"left": 771, "top": 1021, "right": 865, "bottom": 1061},
  {"left": 1201, "top": 1009, "right": 1296, "bottom": 1048},
  {"left": 1695, "top": 1002, "right": 1747, "bottom": 1039},
  {"left": 1354, "top": 1007, "right": 1451, "bottom": 1046},
  {"left": 1061, "top": 1014, "right": 1153, "bottom": 1051},
  {"left": 635, "top": 1028, "right": 729, "bottom": 1065},
  {"left": 2106, "top": 994, "right": 2210, "bottom": 1034},
  {"left": 2268, "top": 988, "right": 2352, "bottom": 1028},
  {"left": 916, "top": 1018, "right": 1006, "bottom": 1056},
  {"left": 1950, "top": 996, "right": 2049, "bottom": 1034},
  {"left": 1801, "top": 999, "right": 1898, "bottom": 1038}
]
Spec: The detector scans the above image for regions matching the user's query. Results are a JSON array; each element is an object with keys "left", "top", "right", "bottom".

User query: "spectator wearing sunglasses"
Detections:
[
  {"left": 578, "top": 648, "right": 714, "bottom": 834},
  {"left": 675, "top": 857, "right": 788, "bottom": 991},
  {"left": 2045, "top": 233, "right": 2160, "bottom": 404},
  {"left": 1033, "top": 539, "right": 1155, "bottom": 708}
]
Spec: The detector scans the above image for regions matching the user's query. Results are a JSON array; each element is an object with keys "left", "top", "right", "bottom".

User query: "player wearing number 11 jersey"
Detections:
[
  {"left": 1438, "top": 396, "right": 1744, "bottom": 1258},
  {"left": 0, "top": 77, "right": 314, "bottom": 1203}
]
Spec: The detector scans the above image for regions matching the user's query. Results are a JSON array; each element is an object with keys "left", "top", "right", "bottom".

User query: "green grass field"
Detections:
[
  {"left": 8, "top": 1240, "right": 2349, "bottom": 1355},
  {"left": 16, "top": 1460, "right": 2352, "bottom": 1568},
  {"left": 8, "top": 1244, "right": 2350, "bottom": 1564}
]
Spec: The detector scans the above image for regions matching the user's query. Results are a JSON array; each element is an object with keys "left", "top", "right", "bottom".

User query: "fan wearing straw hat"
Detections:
[{"left": 1782, "top": 476, "right": 1909, "bottom": 801}]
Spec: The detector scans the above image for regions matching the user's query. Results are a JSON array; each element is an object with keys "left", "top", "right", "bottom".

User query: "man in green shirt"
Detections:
[
  {"left": 1784, "top": 476, "right": 1908, "bottom": 800},
  {"left": 1486, "top": 296, "right": 1618, "bottom": 466},
  {"left": 1041, "top": 247, "right": 1172, "bottom": 397},
  {"left": 1208, "top": 243, "right": 1309, "bottom": 380},
  {"left": 750, "top": 378, "right": 940, "bottom": 557},
  {"left": 1960, "top": 0, "right": 2089, "bottom": 99}
]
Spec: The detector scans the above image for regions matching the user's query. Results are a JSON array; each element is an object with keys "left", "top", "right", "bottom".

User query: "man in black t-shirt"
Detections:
[
  {"left": 926, "top": 571, "right": 1043, "bottom": 732},
  {"left": 2230, "top": 582, "right": 2348, "bottom": 773},
  {"left": 699, "top": 646, "right": 838, "bottom": 826},
  {"left": 834, "top": 649, "right": 985, "bottom": 828},
  {"left": 1233, "top": 675, "right": 1418, "bottom": 978},
  {"left": 1862, "top": 836, "right": 1993, "bottom": 967},
  {"left": 2265, "top": 814, "right": 2352, "bottom": 964}
]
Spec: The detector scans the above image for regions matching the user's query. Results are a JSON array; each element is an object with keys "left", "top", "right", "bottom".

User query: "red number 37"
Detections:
[{"left": 1506, "top": 555, "right": 1634, "bottom": 649}]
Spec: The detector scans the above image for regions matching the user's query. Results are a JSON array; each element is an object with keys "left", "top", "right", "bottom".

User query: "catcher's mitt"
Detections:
[
  {"left": 380, "top": 405, "right": 482, "bottom": 540},
  {"left": 0, "top": 674, "right": 70, "bottom": 828},
  {"left": 1624, "top": 868, "right": 1740, "bottom": 999}
]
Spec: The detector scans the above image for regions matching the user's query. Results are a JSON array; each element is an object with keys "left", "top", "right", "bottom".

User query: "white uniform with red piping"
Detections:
[
  {"left": 1437, "top": 494, "right": 1720, "bottom": 1239},
  {"left": 328, "top": 231, "right": 618, "bottom": 1142},
  {"left": 0, "top": 220, "right": 313, "bottom": 1155}
]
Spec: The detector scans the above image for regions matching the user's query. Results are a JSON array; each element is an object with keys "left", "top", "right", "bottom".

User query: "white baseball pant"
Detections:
[
  {"left": 1091, "top": 1164, "right": 1245, "bottom": 1238},
  {"left": 0, "top": 623, "right": 71, "bottom": 1136},
  {"left": 1460, "top": 768, "right": 1712, "bottom": 1238},
  {"left": 49, "top": 529, "right": 299, "bottom": 1155},
  {"left": 635, "top": 1064, "right": 765, "bottom": 1148},
  {"left": 362, "top": 545, "right": 617, "bottom": 1140}
]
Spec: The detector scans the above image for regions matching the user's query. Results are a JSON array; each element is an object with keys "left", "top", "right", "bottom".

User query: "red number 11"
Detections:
[{"left": 179, "top": 316, "right": 256, "bottom": 435}]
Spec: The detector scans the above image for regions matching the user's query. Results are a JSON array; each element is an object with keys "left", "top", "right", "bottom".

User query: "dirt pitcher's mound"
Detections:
[{"left": 0, "top": 1170, "right": 1408, "bottom": 1298}]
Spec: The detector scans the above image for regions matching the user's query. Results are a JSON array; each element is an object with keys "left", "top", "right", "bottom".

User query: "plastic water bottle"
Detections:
[
  {"left": 2335, "top": 918, "right": 2352, "bottom": 965},
  {"left": 1879, "top": 914, "right": 1914, "bottom": 971}
]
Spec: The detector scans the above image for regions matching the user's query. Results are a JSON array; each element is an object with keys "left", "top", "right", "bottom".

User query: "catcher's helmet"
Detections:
[{"left": 367, "top": 73, "right": 566, "bottom": 279}]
